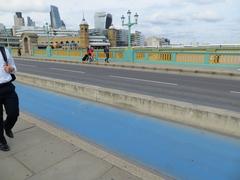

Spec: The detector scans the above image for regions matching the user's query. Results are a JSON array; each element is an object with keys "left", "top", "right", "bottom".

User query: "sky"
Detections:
[{"left": 0, "top": 0, "right": 239, "bottom": 44}]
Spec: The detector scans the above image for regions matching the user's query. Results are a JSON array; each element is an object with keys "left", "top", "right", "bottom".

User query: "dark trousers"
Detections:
[
  {"left": 105, "top": 53, "right": 109, "bottom": 61},
  {"left": 0, "top": 83, "right": 19, "bottom": 144}
]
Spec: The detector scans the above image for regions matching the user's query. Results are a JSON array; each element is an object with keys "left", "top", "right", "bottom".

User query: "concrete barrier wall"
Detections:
[{"left": 16, "top": 72, "right": 240, "bottom": 138}]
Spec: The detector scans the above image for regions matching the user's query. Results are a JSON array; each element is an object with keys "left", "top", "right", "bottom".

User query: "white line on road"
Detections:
[
  {"left": 17, "top": 64, "right": 36, "bottom": 67},
  {"left": 230, "top": 91, "right": 240, "bottom": 94},
  {"left": 50, "top": 68, "right": 85, "bottom": 74},
  {"left": 110, "top": 75, "right": 178, "bottom": 86}
]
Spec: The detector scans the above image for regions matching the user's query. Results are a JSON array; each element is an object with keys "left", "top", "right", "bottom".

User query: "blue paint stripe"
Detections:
[{"left": 15, "top": 83, "right": 240, "bottom": 180}]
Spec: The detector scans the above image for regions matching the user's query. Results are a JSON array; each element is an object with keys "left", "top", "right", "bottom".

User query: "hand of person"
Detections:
[{"left": 4, "top": 65, "right": 15, "bottom": 73}]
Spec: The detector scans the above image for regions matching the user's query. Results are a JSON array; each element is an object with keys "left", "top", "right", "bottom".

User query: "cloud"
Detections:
[
  {"left": 0, "top": 0, "right": 239, "bottom": 44},
  {"left": 0, "top": 0, "right": 49, "bottom": 13},
  {"left": 192, "top": 11, "right": 224, "bottom": 22},
  {"left": 185, "top": 0, "right": 226, "bottom": 5},
  {"left": 145, "top": 11, "right": 188, "bottom": 26}
]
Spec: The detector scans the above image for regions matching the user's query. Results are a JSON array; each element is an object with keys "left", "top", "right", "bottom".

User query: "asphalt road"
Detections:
[{"left": 15, "top": 58, "right": 240, "bottom": 112}]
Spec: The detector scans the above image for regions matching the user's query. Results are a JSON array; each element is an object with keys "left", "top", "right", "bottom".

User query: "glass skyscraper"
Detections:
[
  {"left": 27, "top": 17, "right": 35, "bottom": 27},
  {"left": 50, "top": 5, "right": 64, "bottom": 29},
  {"left": 14, "top": 12, "right": 25, "bottom": 27},
  {"left": 105, "top": 14, "right": 112, "bottom": 29},
  {"left": 94, "top": 12, "right": 106, "bottom": 29},
  {"left": 94, "top": 12, "right": 112, "bottom": 30}
]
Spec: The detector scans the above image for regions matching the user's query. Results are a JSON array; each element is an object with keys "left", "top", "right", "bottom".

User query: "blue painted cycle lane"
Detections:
[{"left": 16, "top": 83, "right": 240, "bottom": 180}]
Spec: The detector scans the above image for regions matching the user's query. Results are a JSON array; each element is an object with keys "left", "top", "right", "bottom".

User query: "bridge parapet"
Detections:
[{"left": 12, "top": 46, "right": 240, "bottom": 66}]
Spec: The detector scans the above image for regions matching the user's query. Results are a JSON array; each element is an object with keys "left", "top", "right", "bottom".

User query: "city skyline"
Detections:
[{"left": 0, "top": 0, "right": 239, "bottom": 44}]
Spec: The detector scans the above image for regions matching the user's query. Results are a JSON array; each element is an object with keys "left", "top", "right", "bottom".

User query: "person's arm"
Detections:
[{"left": 5, "top": 48, "right": 17, "bottom": 73}]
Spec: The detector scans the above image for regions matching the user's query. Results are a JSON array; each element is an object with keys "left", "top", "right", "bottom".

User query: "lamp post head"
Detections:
[
  {"left": 127, "top": 10, "right": 131, "bottom": 17},
  {"left": 45, "top": 22, "right": 49, "bottom": 32},
  {"left": 134, "top": 13, "right": 139, "bottom": 24},
  {"left": 121, "top": 15, "right": 125, "bottom": 26}
]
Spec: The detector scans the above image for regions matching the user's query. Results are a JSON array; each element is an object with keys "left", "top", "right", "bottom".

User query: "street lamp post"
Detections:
[
  {"left": 121, "top": 10, "right": 139, "bottom": 49},
  {"left": 4, "top": 28, "right": 10, "bottom": 48},
  {"left": 45, "top": 22, "right": 51, "bottom": 57}
]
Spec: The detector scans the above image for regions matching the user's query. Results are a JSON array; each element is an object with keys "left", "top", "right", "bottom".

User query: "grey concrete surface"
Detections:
[
  {"left": 0, "top": 126, "right": 51, "bottom": 159},
  {"left": 0, "top": 156, "right": 32, "bottom": 180},
  {"left": 0, "top": 117, "right": 147, "bottom": 180},
  {"left": 14, "top": 135, "right": 80, "bottom": 173},
  {"left": 98, "top": 167, "right": 142, "bottom": 180},
  {"left": 16, "top": 72, "right": 240, "bottom": 138},
  {"left": 27, "top": 151, "right": 112, "bottom": 180}
]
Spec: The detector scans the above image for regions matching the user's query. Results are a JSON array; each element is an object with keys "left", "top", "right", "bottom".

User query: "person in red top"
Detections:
[
  {"left": 87, "top": 46, "right": 94, "bottom": 61},
  {"left": 82, "top": 46, "right": 94, "bottom": 63}
]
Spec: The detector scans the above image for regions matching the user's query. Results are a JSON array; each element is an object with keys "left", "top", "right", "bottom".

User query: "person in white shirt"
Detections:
[{"left": 0, "top": 46, "right": 19, "bottom": 151}]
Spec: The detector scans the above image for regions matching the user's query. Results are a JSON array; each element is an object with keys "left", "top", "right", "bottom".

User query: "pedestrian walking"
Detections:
[
  {"left": 0, "top": 46, "right": 19, "bottom": 151},
  {"left": 104, "top": 46, "right": 110, "bottom": 63},
  {"left": 17, "top": 48, "right": 21, "bottom": 56}
]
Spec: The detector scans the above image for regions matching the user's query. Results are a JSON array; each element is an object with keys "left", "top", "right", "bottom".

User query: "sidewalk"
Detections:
[{"left": 0, "top": 116, "right": 144, "bottom": 180}]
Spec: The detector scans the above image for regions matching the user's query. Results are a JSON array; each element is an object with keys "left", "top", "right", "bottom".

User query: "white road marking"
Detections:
[
  {"left": 110, "top": 75, "right": 178, "bottom": 86},
  {"left": 50, "top": 68, "right": 85, "bottom": 74},
  {"left": 230, "top": 91, "right": 240, "bottom": 94},
  {"left": 17, "top": 64, "right": 36, "bottom": 67}
]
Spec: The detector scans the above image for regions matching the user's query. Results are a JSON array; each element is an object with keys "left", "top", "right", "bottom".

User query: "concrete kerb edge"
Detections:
[
  {"left": 16, "top": 72, "right": 240, "bottom": 138},
  {"left": 14, "top": 57, "right": 240, "bottom": 79},
  {"left": 20, "top": 113, "right": 167, "bottom": 180}
]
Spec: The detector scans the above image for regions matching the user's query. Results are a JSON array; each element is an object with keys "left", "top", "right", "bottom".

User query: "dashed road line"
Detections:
[
  {"left": 50, "top": 68, "right": 85, "bottom": 74},
  {"left": 230, "top": 91, "right": 240, "bottom": 94},
  {"left": 110, "top": 75, "right": 178, "bottom": 86},
  {"left": 17, "top": 64, "right": 36, "bottom": 67}
]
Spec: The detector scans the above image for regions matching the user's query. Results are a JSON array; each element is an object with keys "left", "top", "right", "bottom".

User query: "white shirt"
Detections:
[{"left": 0, "top": 48, "right": 17, "bottom": 84}]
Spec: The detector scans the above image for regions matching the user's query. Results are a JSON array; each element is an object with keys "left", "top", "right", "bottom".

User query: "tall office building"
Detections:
[
  {"left": 105, "top": 14, "right": 112, "bottom": 29},
  {"left": 94, "top": 12, "right": 106, "bottom": 29},
  {"left": 94, "top": 12, "right": 113, "bottom": 30},
  {"left": 27, "top": 16, "right": 35, "bottom": 27},
  {"left": 14, "top": 12, "right": 25, "bottom": 27},
  {"left": 50, "top": 5, "right": 65, "bottom": 29},
  {"left": 0, "top": 23, "right": 5, "bottom": 31},
  {"left": 61, "top": 20, "right": 66, "bottom": 29},
  {"left": 145, "top": 36, "right": 170, "bottom": 47},
  {"left": 131, "top": 31, "right": 145, "bottom": 46},
  {"left": 116, "top": 29, "right": 128, "bottom": 46}
]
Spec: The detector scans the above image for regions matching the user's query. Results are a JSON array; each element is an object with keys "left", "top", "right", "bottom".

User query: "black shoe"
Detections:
[
  {"left": 0, "top": 142, "right": 10, "bottom": 151},
  {"left": 5, "top": 129, "right": 14, "bottom": 138}
]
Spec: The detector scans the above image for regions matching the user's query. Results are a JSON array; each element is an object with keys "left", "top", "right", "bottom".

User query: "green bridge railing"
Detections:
[{"left": 11, "top": 46, "right": 240, "bottom": 67}]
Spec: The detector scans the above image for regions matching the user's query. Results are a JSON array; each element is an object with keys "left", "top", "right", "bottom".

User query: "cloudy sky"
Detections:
[{"left": 0, "top": 0, "right": 239, "bottom": 44}]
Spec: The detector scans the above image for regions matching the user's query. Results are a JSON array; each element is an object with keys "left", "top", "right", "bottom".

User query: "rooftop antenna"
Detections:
[{"left": 83, "top": 12, "right": 85, "bottom": 21}]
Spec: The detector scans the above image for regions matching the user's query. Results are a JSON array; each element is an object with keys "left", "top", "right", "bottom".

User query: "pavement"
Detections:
[{"left": 0, "top": 116, "right": 145, "bottom": 180}]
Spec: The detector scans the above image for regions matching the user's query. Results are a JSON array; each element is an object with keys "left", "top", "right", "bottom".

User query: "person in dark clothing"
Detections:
[
  {"left": 17, "top": 48, "right": 21, "bottom": 56},
  {"left": 104, "top": 46, "right": 110, "bottom": 63},
  {"left": 0, "top": 46, "right": 19, "bottom": 151}
]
